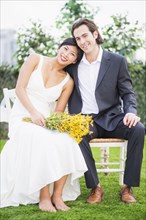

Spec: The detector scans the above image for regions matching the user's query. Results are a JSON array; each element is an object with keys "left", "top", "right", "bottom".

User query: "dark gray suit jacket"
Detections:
[{"left": 66, "top": 50, "right": 137, "bottom": 131}]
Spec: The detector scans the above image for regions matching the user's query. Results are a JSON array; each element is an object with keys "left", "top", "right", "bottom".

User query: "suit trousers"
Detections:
[{"left": 79, "top": 119, "right": 145, "bottom": 189}]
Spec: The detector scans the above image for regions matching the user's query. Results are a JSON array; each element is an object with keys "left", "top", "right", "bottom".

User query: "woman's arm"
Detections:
[
  {"left": 55, "top": 77, "right": 74, "bottom": 113},
  {"left": 15, "top": 53, "right": 45, "bottom": 126}
]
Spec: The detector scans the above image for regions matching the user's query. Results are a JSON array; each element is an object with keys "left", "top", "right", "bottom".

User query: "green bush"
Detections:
[
  {"left": 0, "top": 65, "right": 17, "bottom": 139},
  {"left": 0, "top": 64, "right": 17, "bottom": 101},
  {"left": 15, "top": 21, "right": 57, "bottom": 72},
  {"left": 129, "top": 61, "right": 146, "bottom": 126}
]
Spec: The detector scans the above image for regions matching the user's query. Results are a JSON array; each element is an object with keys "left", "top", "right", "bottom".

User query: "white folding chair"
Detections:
[
  {"left": 1, "top": 88, "right": 16, "bottom": 122},
  {"left": 90, "top": 138, "right": 127, "bottom": 185}
]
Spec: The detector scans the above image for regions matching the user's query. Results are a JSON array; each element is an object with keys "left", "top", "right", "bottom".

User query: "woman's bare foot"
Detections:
[
  {"left": 51, "top": 196, "right": 70, "bottom": 211},
  {"left": 39, "top": 199, "right": 56, "bottom": 212}
]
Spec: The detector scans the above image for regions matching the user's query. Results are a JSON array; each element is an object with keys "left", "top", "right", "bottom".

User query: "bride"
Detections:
[{"left": 0, "top": 38, "right": 87, "bottom": 212}]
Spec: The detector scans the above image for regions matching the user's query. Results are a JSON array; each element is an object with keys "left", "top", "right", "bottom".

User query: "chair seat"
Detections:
[{"left": 90, "top": 138, "right": 126, "bottom": 143}]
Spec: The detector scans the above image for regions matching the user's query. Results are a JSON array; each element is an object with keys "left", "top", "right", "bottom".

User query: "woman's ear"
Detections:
[{"left": 72, "top": 60, "right": 77, "bottom": 64}]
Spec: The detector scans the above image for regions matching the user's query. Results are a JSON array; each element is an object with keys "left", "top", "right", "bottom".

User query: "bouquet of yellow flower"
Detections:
[{"left": 23, "top": 112, "right": 93, "bottom": 143}]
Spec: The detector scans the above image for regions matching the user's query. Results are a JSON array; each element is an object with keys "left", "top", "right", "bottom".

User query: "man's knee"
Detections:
[{"left": 131, "top": 122, "right": 145, "bottom": 138}]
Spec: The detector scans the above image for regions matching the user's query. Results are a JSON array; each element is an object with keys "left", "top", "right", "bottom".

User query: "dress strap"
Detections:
[
  {"left": 61, "top": 73, "right": 70, "bottom": 87},
  {"left": 37, "top": 54, "right": 44, "bottom": 70}
]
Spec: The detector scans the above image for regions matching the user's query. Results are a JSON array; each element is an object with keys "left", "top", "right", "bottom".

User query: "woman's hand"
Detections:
[{"left": 30, "top": 110, "right": 45, "bottom": 127}]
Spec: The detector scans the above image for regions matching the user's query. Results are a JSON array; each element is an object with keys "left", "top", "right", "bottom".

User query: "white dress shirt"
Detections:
[{"left": 78, "top": 47, "right": 103, "bottom": 114}]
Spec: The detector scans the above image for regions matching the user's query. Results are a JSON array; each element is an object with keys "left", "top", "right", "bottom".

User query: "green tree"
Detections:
[
  {"left": 56, "top": 0, "right": 98, "bottom": 39},
  {"left": 15, "top": 20, "right": 57, "bottom": 71},
  {"left": 102, "top": 14, "right": 145, "bottom": 62}
]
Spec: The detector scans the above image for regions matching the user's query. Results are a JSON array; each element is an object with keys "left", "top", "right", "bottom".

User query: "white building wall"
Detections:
[{"left": 0, "top": 29, "right": 17, "bottom": 65}]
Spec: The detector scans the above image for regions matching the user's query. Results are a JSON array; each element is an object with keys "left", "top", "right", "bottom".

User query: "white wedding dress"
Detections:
[{"left": 0, "top": 55, "right": 87, "bottom": 208}]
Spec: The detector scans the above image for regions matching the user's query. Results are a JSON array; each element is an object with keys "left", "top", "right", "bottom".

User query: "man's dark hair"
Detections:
[{"left": 71, "top": 18, "right": 104, "bottom": 45}]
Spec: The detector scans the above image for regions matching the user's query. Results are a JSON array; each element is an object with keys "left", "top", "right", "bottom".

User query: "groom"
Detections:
[{"left": 67, "top": 18, "right": 145, "bottom": 204}]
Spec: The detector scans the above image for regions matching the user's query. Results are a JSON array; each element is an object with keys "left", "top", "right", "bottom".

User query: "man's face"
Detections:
[{"left": 73, "top": 24, "right": 98, "bottom": 54}]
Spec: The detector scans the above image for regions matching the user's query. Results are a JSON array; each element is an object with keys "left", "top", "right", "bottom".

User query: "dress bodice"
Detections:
[
  {"left": 27, "top": 55, "right": 70, "bottom": 104},
  {"left": 10, "top": 55, "right": 70, "bottom": 123}
]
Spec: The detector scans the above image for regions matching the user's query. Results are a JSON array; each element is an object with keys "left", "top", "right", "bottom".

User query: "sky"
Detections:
[{"left": 1, "top": 0, "right": 146, "bottom": 31}]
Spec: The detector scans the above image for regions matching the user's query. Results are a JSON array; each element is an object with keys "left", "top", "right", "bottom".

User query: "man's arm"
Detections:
[{"left": 118, "top": 57, "right": 140, "bottom": 127}]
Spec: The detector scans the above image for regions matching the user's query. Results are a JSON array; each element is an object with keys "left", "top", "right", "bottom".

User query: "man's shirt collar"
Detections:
[{"left": 81, "top": 46, "right": 103, "bottom": 65}]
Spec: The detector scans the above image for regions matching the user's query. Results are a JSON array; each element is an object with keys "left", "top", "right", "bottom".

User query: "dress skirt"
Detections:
[{"left": 0, "top": 121, "right": 87, "bottom": 208}]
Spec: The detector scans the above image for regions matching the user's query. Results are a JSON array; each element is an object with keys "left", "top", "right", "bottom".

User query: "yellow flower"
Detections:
[{"left": 23, "top": 112, "right": 93, "bottom": 143}]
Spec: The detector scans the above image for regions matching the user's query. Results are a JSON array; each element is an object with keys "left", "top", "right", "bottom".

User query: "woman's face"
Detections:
[{"left": 57, "top": 45, "right": 78, "bottom": 65}]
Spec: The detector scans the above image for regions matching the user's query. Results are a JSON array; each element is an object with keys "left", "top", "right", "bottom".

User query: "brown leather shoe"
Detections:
[
  {"left": 87, "top": 186, "right": 104, "bottom": 204},
  {"left": 120, "top": 186, "right": 136, "bottom": 203}
]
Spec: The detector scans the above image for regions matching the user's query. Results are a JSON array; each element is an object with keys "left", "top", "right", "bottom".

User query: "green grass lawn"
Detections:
[{"left": 0, "top": 139, "right": 146, "bottom": 220}]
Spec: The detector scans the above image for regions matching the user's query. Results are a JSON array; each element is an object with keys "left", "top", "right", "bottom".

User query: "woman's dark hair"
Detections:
[
  {"left": 58, "top": 37, "right": 83, "bottom": 62},
  {"left": 71, "top": 18, "right": 104, "bottom": 45}
]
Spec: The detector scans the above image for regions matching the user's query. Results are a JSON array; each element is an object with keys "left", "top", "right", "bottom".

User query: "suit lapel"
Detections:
[
  {"left": 95, "top": 50, "right": 111, "bottom": 89},
  {"left": 72, "top": 50, "right": 111, "bottom": 94}
]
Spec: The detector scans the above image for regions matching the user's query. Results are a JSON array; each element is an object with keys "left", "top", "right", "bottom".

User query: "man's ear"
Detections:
[{"left": 93, "top": 31, "right": 98, "bottom": 39}]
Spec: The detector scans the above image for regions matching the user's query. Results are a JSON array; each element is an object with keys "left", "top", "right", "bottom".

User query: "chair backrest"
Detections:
[{"left": 2, "top": 88, "right": 16, "bottom": 122}]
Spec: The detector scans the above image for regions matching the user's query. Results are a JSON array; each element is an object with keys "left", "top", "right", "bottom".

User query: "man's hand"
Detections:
[{"left": 123, "top": 113, "right": 140, "bottom": 128}]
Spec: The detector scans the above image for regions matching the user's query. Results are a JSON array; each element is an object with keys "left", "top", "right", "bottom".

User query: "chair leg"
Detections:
[
  {"left": 100, "top": 147, "right": 109, "bottom": 176},
  {"left": 119, "top": 144, "right": 125, "bottom": 185}
]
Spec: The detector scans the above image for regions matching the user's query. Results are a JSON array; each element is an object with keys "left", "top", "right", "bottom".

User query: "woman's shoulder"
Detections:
[
  {"left": 26, "top": 53, "right": 47, "bottom": 66},
  {"left": 25, "top": 53, "right": 40, "bottom": 63},
  {"left": 65, "top": 73, "right": 74, "bottom": 87},
  {"left": 29, "top": 52, "right": 43, "bottom": 59},
  {"left": 28, "top": 52, "right": 48, "bottom": 62}
]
